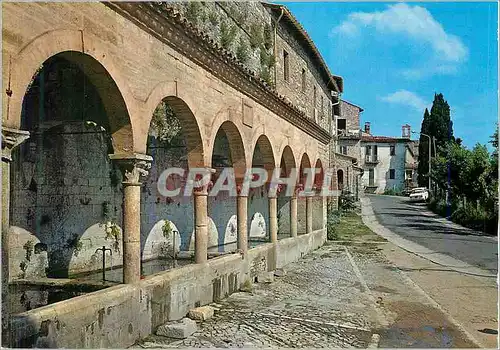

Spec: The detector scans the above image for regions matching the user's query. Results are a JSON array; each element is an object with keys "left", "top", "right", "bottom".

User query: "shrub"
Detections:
[
  {"left": 326, "top": 201, "right": 341, "bottom": 240},
  {"left": 220, "top": 21, "right": 237, "bottom": 50},
  {"left": 249, "top": 24, "right": 263, "bottom": 49},
  {"left": 451, "top": 203, "right": 494, "bottom": 233},
  {"left": 236, "top": 38, "right": 250, "bottom": 64},
  {"left": 339, "top": 193, "right": 356, "bottom": 212},
  {"left": 263, "top": 23, "right": 273, "bottom": 50},
  {"left": 185, "top": 2, "right": 203, "bottom": 25},
  {"left": 383, "top": 188, "right": 403, "bottom": 196}
]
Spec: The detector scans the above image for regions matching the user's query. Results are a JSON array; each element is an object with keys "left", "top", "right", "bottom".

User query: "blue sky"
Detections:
[{"left": 284, "top": 1, "right": 498, "bottom": 150}]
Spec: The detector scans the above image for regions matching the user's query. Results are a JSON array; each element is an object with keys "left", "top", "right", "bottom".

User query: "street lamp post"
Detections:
[{"left": 412, "top": 131, "right": 432, "bottom": 192}]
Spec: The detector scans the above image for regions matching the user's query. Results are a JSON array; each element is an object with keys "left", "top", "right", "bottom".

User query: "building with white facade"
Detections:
[{"left": 361, "top": 123, "right": 419, "bottom": 194}]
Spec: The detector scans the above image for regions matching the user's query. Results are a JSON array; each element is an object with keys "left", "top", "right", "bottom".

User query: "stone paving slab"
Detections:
[
  {"left": 135, "top": 239, "right": 480, "bottom": 348},
  {"left": 135, "top": 243, "right": 380, "bottom": 348}
]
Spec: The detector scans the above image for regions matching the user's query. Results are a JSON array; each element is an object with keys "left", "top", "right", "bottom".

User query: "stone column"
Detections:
[
  {"left": 322, "top": 195, "right": 327, "bottom": 230},
  {"left": 269, "top": 196, "right": 278, "bottom": 243},
  {"left": 236, "top": 194, "right": 248, "bottom": 258},
  {"left": 193, "top": 190, "right": 208, "bottom": 263},
  {"left": 2, "top": 127, "right": 30, "bottom": 345},
  {"left": 109, "top": 153, "right": 152, "bottom": 284},
  {"left": 306, "top": 195, "right": 313, "bottom": 234},
  {"left": 290, "top": 195, "right": 297, "bottom": 237}
]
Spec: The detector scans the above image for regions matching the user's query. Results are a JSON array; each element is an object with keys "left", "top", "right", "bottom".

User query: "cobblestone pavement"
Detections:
[
  {"left": 136, "top": 242, "right": 382, "bottom": 348},
  {"left": 135, "top": 239, "right": 480, "bottom": 348}
]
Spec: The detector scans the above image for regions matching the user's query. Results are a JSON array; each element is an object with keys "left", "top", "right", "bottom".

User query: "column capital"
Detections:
[
  {"left": 2, "top": 127, "right": 30, "bottom": 162},
  {"left": 109, "top": 152, "right": 152, "bottom": 185}
]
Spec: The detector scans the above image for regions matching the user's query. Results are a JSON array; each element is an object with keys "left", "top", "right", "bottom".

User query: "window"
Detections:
[
  {"left": 390, "top": 144, "right": 395, "bottom": 156},
  {"left": 301, "top": 68, "right": 306, "bottom": 91},
  {"left": 340, "top": 145, "right": 348, "bottom": 155},
  {"left": 337, "top": 118, "right": 346, "bottom": 134},
  {"left": 368, "top": 168, "right": 375, "bottom": 186},
  {"left": 313, "top": 85, "right": 317, "bottom": 107},
  {"left": 283, "top": 50, "right": 289, "bottom": 81},
  {"left": 389, "top": 169, "right": 395, "bottom": 179}
]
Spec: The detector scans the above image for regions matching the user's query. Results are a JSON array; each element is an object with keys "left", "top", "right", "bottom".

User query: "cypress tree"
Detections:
[
  {"left": 417, "top": 93, "right": 454, "bottom": 187},
  {"left": 429, "top": 93, "right": 454, "bottom": 150},
  {"left": 417, "top": 108, "right": 430, "bottom": 186}
]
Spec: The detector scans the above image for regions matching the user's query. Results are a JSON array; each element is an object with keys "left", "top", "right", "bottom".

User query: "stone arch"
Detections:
[
  {"left": 251, "top": 134, "right": 276, "bottom": 181},
  {"left": 208, "top": 108, "right": 250, "bottom": 172},
  {"left": 279, "top": 145, "right": 296, "bottom": 177},
  {"left": 337, "top": 169, "right": 345, "bottom": 190},
  {"left": 143, "top": 81, "right": 207, "bottom": 167},
  {"left": 147, "top": 96, "right": 204, "bottom": 168},
  {"left": 299, "top": 153, "right": 312, "bottom": 185},
  {"left": 314, "top": 159, "right": 325, "bottom": 189},
  {"left": 7, "top": 29, "right": 136, "bottom": 153},
  {"left": 210, "top": 120, "right": 247, "bottom": 178}
]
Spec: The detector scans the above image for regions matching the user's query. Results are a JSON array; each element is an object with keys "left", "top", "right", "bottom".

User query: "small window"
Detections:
[
  {"left": 389, "top": 169, "right": 395, "bottom": 179},
  {"left": 283, "top": 50, "right": 289, "bottom": 81},
  {"left": 390, "top": 144, "right": 395, "bottom": 156},
  {"left": 321, "top": 96, "right": 324, "bottom": 117},
  {"left": 340, "top": 145, "right": 348, "bottom": 155},
  {"left": 337, "top": 118, "right": 346, "bottom": 134},
  {"left": 301, "top": 68, "right": 306, "bottom": 92},
  {"left": 313, "top": 85, "right": 317, "bottom": 108}
]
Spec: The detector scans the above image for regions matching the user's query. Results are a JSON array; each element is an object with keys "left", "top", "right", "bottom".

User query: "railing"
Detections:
[{"left": 365, "top": 154, "right": 379, "bottom": 163}]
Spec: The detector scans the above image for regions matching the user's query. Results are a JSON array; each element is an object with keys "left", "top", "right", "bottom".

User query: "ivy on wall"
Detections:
[
  {"left": 150, "top": 101, "right": 182, "bottom": 146},
  {"left": 164, "top": 1, "right": 276, "bottom": 87}
]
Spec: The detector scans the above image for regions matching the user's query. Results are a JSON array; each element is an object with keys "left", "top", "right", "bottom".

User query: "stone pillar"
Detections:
[
  {"left": 236, "top": 194, "right": 248, "bottom": 258},
  {"left": 322, "top": 195, "right": 327, "bottom": 230},
  {"left": 1, "top": 127, "right": 30, "bottom": 345},
  {"left": 109, "top": 153, "right": 152, "bottom": 284},
  {"left": 290, "top": 195, "right": 297, "bottom": 237},
  {"left": 306, "top": 195, "right": 313, "bottom": 234},
  {"left": 193, "top": 190, "right": 208, "bottom": 264},
  {"left": 269, "top": 196, "right": 278, "bottom": 243}
]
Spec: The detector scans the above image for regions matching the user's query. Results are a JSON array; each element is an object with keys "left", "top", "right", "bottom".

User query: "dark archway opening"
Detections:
[
  {"left": 140, "top": 97, "right": 203, "bottom": 275},
  {"left": 209, "top": 122, "right": 245, "bottom": 255},
  {"left": 11, "top": 51, "right": 129, "bottom": 284}
]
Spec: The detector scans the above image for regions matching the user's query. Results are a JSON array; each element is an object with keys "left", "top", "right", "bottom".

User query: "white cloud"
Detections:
[
  {"left": 332, "top": 3, "right": 468, "bottom": 64},
  {"left": 401, "top": 64, "right": 459, "bottom": 80},
  {"left": 380, "top": 90, "right": 428, "bottom": 112}
]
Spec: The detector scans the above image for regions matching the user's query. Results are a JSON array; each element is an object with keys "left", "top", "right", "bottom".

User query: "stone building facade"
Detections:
[
  {"left": 2, "top": 2, "right": 345, "bottom": 347},
  {"left": 330, "top": 100, "right": 364, "bottom": 200},
  {"left": 361, "top": 124, "right": 419, "bottom": 194}
]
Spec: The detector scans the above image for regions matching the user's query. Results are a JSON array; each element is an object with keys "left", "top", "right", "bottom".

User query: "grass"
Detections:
[{"left": 331, "top": 211, "right": 386, "bottom": 243}]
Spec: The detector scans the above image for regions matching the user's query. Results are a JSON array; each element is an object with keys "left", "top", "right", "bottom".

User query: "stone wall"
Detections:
[
  {"left": 10, "top": 123, "right": 124, "bottom": 278},
  {"left": 339, "top": 100, "right": 362, "bottom": 132},
  {"left": 10, "top": 230, "right": 326, "bottom": 348},
  {"left": 274, "top": 18, "right": 332, "bottom": 132}
]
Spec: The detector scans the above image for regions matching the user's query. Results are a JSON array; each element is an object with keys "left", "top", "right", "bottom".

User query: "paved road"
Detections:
[{"left": 368, "top": 194, "right": 498, "bottom": 273}]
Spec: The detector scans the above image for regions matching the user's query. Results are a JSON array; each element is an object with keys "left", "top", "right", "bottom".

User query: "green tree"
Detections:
[
  {"left": 431, "top": 141, "right": 469, "bottom": 199},
  {"left": 429, "top": 93, "right": 454, "bottom": 150},
  {"left": 417, "top": 93, "right": 454, "bottom": 187},
  {"left": 417, "top": 108, "right": 430, "bottom": 186}
]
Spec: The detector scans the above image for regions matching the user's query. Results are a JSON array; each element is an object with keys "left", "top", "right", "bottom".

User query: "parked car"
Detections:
[{"left": 409, "top": 187, "right": 429, "bottom": 202}]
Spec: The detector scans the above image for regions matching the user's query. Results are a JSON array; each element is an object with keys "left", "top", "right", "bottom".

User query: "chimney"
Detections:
[
  {"left": 402, "top": 124, "right": 411, "bottom": 138},
  {"left": 364, "top": 122, "right": 371, "bottom": 134}
]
